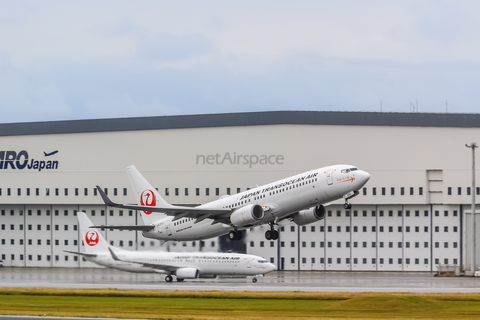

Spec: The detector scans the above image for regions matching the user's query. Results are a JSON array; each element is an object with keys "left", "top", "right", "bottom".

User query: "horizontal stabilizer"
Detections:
[
  {"left": 63, "top": 250, "right": 97, "bottom": 258},
  {"left": 90, "top": 225, "right": 154, "bottom": 231},
  {"left": 96, "top": 185, "right": 231, "bottom": 219}
]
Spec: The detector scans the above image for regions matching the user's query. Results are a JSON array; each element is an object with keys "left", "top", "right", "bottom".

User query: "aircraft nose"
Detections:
[
  {"left": 357, "top": 170, "right": 371, "bottom": 186},
  {"left": 268, "top": 263, "right": 277, "bottom": 272}
]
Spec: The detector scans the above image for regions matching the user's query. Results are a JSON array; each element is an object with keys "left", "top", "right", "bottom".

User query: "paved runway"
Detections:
[{"left": 1, "top": 267, "right": 480, "bottom": 293}]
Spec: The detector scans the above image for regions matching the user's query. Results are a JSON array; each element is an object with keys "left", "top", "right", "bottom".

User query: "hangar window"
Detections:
[
  {"left": 37, "top": 239, "right": 41, "bottom": 245},
  {"left": 123, "top": 188, "right": 127, "bottom": 196},
  {"left": 17, "top": 188, "right": 21, "bottom": 196},
  {"left": 291, "top": 241, "right": 295, "bottom": 247},
  {"left": 215, "top": 188, "right": 219, "bottom": 196},
  {"left": 478, "top": 187, "right": 480, "bottom": 195},
  {"left": 363, "top": 187, "right": 367, "bottom": 196},
  {"left": 113, "top": 188, "right": 117, "bottom": 196},
  {"left": 46, "top": 239, "right": 50, "bottom": 245},
  {"left": 353, "top": 211, "right": 357, "bottom": 217},
  {"left": 28, "top": 225, "right": 32, "bottom": 230},
  {"left": 0, "top": 189, "right": 2, "bottom": 196},
  {"left": 37, "top": 225, "right": 41, "bottom": 231},
  {"left": 302, "top": 226, "right": 306, "bottom": 232},
  {"left": 291, "top": 258, "right": 295, "bottom": 264},
  {"left": 388, "top": 226, "right": 393, "bottom": 232},
  {"left": 353, "top": 258, "right": 357, "bottom": 264},
  {"left": 46, "top": 188, "right": 50, "bottom": 196},
  {"left": 388, "top": 242, "right": 393, "bottom": 248},
  {"left": 448, "top": 187, "right": 452, "bottom": 195},
  {"left": 119, "top": 241, "right": 123, "bottom": 247},
  {"left": 64, "top": 188, "right": 68, "bottom": 196},
  {"left": 372, "top": 187, "right": 376, "bottom": 195},
  {"left": 346, "top": 242, "right": 350, "bottom": 248},
  {"left": 444, "top": 226, "right": 449, "bottom": 232},
  {"left": 28, "top": 210, "right": 32, "bottom": 216},
  {"left": 291, "top": 226, "right": 295, "bottom": 232},
  {"left": 362, "top": 211, "right": 367, "bottom": 217},
  {"left": 391, "top": 187, "right": 394, "bottom": 195},
  {"left": 101, "top": 210, "right": 105, "bottom": 216},
  {"left": 379, "top": 242, "right": 384, "bottom": 248},
  {"left": 174, "top": 188, "right": 179, "bottom": 196},
  {"left": 382, "top": 187, "right": 386, "bottom": 195},
  {"left": 410, "top": 187, "right": 414, "bottom": 195},
  {"left": 84, "top": 188, "right": 88, "bottom": 196},
  {"left": 26, "top": 188, "right": 30, "bottom": 196},
  {"left": 109, "top": 210, "right": 114, "bottom": 216},
  {"left": 379, "top": 226, "right": 384, "bottom": 232},
  {"left": 320, "top": 226, "right": 324, "bottom": 232},
  {"left": 185, "top": 188, "right": 189, "bottom": 196},
  {"left": 346, "top": 226, "right": 350, "bottom": 232},
  {"left": 371, "top": 226, "right": 376, "bottom": 232},
  {"left": 55, "top": 240, "right": 59, "bottom": 245},
  {"left": 337, "top": 226, "right": 341, "bottom": 232},
  {"left": 406, "top": 226, "right": 410, "bottom": 232},
  {"left": 398, "top": 211, "right": 402, "bottom": 217},
  {"left": 401, "top": 187, "right": 404, "bottom": 195},
  {"left": 435, "top": 226, "right": 439, "bottom": 232},
  {"left": 398, "top": 226, "right": 402, "bottom": 232},
  {"left": 454, "top": 226, "right": 458, "bottom": 232},
  {"left": 418, "top": 187, "right": 423, "bottom": 195},
  {"left": 424, "top": 226, "right": 429, "bottom": 232},
  {"left": 311, "top": 226, "right": 315, "bottom": 232},
  {"left": 7, "top": 188, "right": 10, "bottom": 196},
  {"left": 435, "top": 211, "right": 439, "bottom": 217},
  {"left": 55, "top": 188, "right": 59, "bottom": 196},
  {"left": 454, "top": 242, "right": 458, "bottom": 248},
  {"left": 65, "top": 256, "right": 68, "bottom": 262},
  {"left": 226, "top": 188, "right": 230, "bottom": 195},
  {"left": 337, "top": 211, "right": 341, "bottom": 217},
  {"left": 353, "top": 242, "right": 358, "bottom": 248},
  {"left": 362, "top": 226, "right": 367, "bottom": 232},
  {"left": 74, "top": 188, "right": 78, "bottom": 196},
  {"left": 424, "top": 210, "right": 429, "bottom": 217},
  {"left": 405, "top": 211, "right": 410, "bottom": 217},
  {"left": 195, "top": 188, "right": 200, "bottom": 196},
  {"left": 93, "top": 188, "right": 97, "bottom": 196},
  {"left": 444, "top": 242, "right": 448, "bottom": 248},
  {"left": 64, "top": 240, "right": 68, "bottom": 245},
  {"left": 10, "top": 224, "right": 14, "bottom": 230},
  {"left": 468, "top": 187, "right": 471, "bottom": 195}
]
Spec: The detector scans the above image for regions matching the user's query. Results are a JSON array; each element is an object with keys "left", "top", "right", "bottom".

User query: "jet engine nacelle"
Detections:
[
  {"left": 292, "top": 205, "right": 326, "bottom": 226},
  {"left": 230, "top": 204, "right": 264, "bottom": 227},
  {"left": 176, "top": 267, "right": 199, "bottom": 279}
]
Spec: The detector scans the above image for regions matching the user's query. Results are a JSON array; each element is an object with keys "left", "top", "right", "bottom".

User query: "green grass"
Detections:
[{"left": 1, "top": 288, "right": 480, "bottom": 319}]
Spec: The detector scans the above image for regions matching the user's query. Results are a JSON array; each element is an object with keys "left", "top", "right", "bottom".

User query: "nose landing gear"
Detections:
[{"left": 343, "top": 190, "right": 359, "bottom": 210}]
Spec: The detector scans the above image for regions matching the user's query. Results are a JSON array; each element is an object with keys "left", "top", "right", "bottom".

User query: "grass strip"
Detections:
[{"left": 1, "top": 288, "right": 480, "bottom": 319}]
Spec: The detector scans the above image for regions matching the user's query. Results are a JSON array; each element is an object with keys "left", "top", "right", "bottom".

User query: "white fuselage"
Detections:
[
  {"left": 142, "top": 164, "right": 369, "bottom": 241},
  {"left": 86, "top": 249, "right": 276, "bottom": 276}
]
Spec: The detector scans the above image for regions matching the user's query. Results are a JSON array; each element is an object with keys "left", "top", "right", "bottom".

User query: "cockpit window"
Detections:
[
  {"left": 350, "top": 167, "right": 358, "bottom": 171},
  {"left": 258, "top": 259, "right": 268, "bottom": 263},
  {"left": 342, "top": 167, "right": 358, "bottom": 173}
]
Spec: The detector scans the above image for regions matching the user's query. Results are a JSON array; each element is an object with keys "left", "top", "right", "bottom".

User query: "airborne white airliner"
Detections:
[
  {"left": 67, "top": 212, "right": 276, "bottom": 283},
  {"left": 94, "top": 164, "right": 370, "bottom": 241}
]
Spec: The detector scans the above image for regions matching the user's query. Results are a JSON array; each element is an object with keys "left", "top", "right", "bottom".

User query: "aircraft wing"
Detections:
[
  {"left": 89, "top": 225, "right": 155, "bottom": 231},
  {"left": 63, "top": 250, "right": 97, "bottom": 258},
  {"left": 96, "top": 186, "right": 231, "bottom": 221},
  {"left": 108, "top": 248, "right": 179, "bottom": 272}
]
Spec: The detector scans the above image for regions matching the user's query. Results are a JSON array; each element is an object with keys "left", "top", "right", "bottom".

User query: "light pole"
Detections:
[{"left": 466, "top": 142, "right": 478, "bottom": 274}]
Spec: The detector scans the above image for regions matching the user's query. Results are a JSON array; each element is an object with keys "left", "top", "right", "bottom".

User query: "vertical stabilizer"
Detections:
[
  {"left": 126, "top": 165, "right": 170, "bottom": 225},
  {"left": 77, "top": 212, "right": 110, "bottom": 253}
]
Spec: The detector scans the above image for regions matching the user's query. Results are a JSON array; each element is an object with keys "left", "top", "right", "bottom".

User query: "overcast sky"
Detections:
[{"left": 1, "top": 1, "right": 480, "bottom": 123}]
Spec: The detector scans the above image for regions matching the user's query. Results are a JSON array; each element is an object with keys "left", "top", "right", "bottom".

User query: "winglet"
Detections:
[
  {"left": 96, "top": 186, "right": 116, "bottom": 206},
  {"left": 109, "top": 247, "right": 120, "bottom": 261}
]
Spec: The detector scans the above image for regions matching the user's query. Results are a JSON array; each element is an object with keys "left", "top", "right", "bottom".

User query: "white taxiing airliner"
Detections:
[
  {"left": 67, "top": 212, "right": 276, "bottom": 283},
  {"left": 94, "top": 164, "right": 370, "bottom": 241}
]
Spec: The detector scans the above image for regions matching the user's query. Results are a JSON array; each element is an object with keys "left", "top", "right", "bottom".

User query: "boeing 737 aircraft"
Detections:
[
  {"left": 94, "top": 164, "right": 370, "bottom": 241},
  {"left": 67, "top": 212, "right": 276, "bottom": 283}
]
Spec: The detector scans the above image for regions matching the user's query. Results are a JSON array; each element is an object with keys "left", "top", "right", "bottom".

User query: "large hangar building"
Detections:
[{"left": 0, "top": 111, "right": 479, "bottom": 273}]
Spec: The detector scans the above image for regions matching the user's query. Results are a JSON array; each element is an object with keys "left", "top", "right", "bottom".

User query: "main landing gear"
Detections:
[
  {"left": 265, "top": 223, "right": 279, "bottom": 240},
  {"left": 228, "top": 230, "right": 243, "bottom": 241},
  {"left": 165, "top": 274, "right": 184, "bottom": 282},
  {"left": 343, "top": 202, "right": 352, "bottom": 210}
]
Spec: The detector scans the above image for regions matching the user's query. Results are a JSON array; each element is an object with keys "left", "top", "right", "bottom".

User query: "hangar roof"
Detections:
[{"left": 0, "top": 111, "right": 479, "bottom": 137}]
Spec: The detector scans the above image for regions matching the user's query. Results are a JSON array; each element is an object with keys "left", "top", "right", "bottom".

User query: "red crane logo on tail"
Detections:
[
  {"left": 140, "top": 189, "right": 156, "bottom": 215},
  {"left": 85, "top": 230, "right": 99, "bottom": 246}
]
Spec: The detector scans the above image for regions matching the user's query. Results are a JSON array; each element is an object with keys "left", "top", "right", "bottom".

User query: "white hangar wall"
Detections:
[{"left": 0, "top": 111, "right": 479, "bottom": 272}]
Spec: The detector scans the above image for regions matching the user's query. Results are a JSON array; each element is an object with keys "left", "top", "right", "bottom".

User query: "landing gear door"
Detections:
[
  {"left": 247, "top": 259, "right": 252, "bottom": 268},
  {"left": 166, "top": 221, "right": 172, "bottom": 236},
  {"left": 326, "top": 169, "right": 334, "bottom": 185}
]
